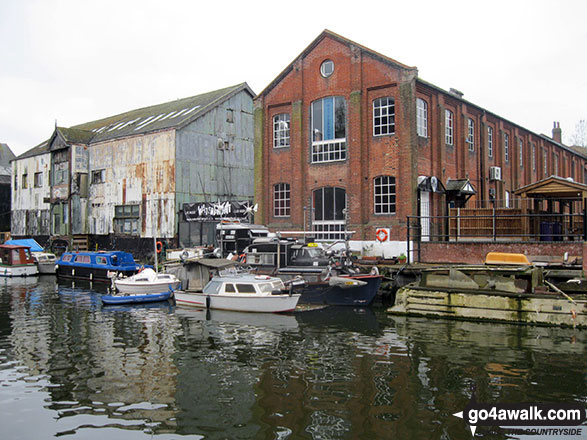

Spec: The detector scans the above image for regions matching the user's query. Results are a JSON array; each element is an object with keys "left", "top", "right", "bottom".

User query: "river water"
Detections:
[{"left": 0, "top": 276, "right": 585, "bottom": 440}]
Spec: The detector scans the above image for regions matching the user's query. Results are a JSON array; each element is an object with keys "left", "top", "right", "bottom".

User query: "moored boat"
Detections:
[
  {"left": 4, "top": 239, "right": 56, "bottom": 274},
  {"left": 114, "top": 268, "right": 181, "bottom": 294},
  {"left": 0, "top": 244, "right": 38, "bottom": 277},
  {"left": 241, "top": 237, "right": 382, "bottom": 306},
  {"left": 56, "top": 251, "right": 143, "bottom": 282},
  {"left": 387, "top": 265, "right": 586, "bottom": 328},
  {"left": 174, "top": 272, "right": 301, "bottom": 313},
  {"left": 101, "top": 289, "right": 174, "bottom": 305}
]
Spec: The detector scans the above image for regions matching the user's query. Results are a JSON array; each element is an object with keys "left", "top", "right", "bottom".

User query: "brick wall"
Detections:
[{"left": 420, "top": 242, "right": 583, "bottom": 265}]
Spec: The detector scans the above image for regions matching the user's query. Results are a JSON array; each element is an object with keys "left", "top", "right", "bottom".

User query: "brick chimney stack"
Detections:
[{"left": 552, "top": 121, "right": 562, "bottom": 143}]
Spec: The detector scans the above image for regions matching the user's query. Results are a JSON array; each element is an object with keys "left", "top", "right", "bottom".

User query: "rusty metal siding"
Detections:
[
  {"left": 11, "top": 153, "right": 51, "bottom": 236},
  {"left": 175, "top": 90, "right": 254, "bottom": 209},
  {"left": 88, "top": 130, "right": 177, "bottom": 238}
]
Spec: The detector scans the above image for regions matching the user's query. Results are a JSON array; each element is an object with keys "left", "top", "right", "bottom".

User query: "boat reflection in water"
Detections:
[{"left": 0, "top": 278, "right": 584, "bottom": 439}]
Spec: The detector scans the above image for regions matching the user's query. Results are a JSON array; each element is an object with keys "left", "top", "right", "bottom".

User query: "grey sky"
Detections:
[{"left": 1, "top": 0, "right": 585, "bottom": 157}]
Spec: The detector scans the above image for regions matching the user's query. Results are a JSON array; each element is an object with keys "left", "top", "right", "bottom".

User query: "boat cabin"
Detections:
[
  {"left": 217, "top": 221, "right": 269, "bottom": 257},
  {"left": 243, "top": 238, "right": 330, "bottom": 270},
  {"left": 56, "top": 251, "right": 142, "bottom": 282},
  {"left": 203, "top": 274, "right": 287, "bottom": 296},
  {"left": 0, "top": 245, "right": 36, "bottom": 266}
]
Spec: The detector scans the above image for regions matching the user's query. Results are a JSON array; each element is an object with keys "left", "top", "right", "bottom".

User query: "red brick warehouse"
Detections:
[{"left": 253, "top": 29, "right": 586, "bottom": 253}]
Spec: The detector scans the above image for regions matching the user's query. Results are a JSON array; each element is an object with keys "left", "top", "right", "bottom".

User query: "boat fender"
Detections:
[
  {"left": 370, "top": 266, "right": 379, "bottom": 276},
  {"left": 571, "top": 309, "right": 577, "bottom": 320},
  {"left": 206, "top": 295, "right": 211, "bottom": 309},
  {"left": 156, "top": 241, "right": 163, "bottom": 254}
]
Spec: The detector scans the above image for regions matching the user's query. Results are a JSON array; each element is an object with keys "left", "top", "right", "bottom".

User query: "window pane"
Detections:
[
  {"left": 323, "top": 97, "right": 334, "bottom": 140},
  {"left": 335, "top": 188, "right": 345, "bottom": 220},
  {"left": 312, "top": 100, "right": 323, "bottom": 141},
  {"left": 314, "top": 188, "right": 323, "bottom": 221},
  {"left": 324, "top": 187, "right": 334, "bottom": 220},
  {"left": 335, "top": 97, "right": 345, "bottom": 139}
]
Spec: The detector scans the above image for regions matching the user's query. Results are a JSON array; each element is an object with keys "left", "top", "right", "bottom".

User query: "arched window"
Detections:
[
  {"left": 311, "top": 97, "right": 346, "bottom": 163},
  {"left": 312, "top": 187, "right": 346, "bottom": 241},
  {"left": 273, "top": 183, "right": 290, "bottom": 217},
  {"left": 374, "top": 176, "right": 396, "bottom": 214},
  {"left": 373, "top": 97, "right": 395, "bottom": 136}
]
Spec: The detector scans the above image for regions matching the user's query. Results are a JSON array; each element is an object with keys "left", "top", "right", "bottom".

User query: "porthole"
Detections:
[{"left": 320, "top": 60, "right": 334, "bottom": 78}]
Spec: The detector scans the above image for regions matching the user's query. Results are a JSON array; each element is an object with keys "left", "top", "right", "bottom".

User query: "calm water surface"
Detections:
[{"left": 0, "top": 277, "right": 585, "bottom": 440}]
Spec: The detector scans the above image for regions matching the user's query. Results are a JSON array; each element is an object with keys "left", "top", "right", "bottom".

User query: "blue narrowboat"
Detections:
[{"left": 56, "top": 251, "right": 143, "bottom": 282}]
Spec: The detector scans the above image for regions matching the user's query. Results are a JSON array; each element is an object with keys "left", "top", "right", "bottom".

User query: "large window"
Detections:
[
  {"left": 374, "top": 176, "right": 396, "bottom": 215},
  {"left": 114, "top": 204, "right": 140, "bottom": 235},
  {"left": 416, "top": 98, "right": 428, "bottom": 137},
  {"left": 273, "top": 113, "right": 290, "bottom": 148},
  {"left": 532, "top": 144, "right": 536, "bottom": 171},
  {"left": 519, "top": 139, "right": 524, "bottom": 167},
  {"left": 504, "top": 133, "right": 509, "bottom": 163},
  {"left": 467, "top": 118, "right": 475, "bottom": 151},
  {"left": 373, "top": 97, "right": 395, "bottom": 136},
  {"left": 312, "top": 187, "right": 346, "bottom": 241},
  {"left": 445, "top": 110, "right": 453, "bottom": 145},
  {"left": 273, "top": 183, "right": 290, "bottom": 217},
  {"left": 311, "top": 97, "right": 346, "bottom": 163},
  {"left": 488, "top": 126, "right": 494, "bottom": 158}
]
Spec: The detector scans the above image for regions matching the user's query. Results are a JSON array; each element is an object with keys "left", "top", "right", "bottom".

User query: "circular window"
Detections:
[{"left": 320, "top": 60, "right": 334, "bottom": 78}]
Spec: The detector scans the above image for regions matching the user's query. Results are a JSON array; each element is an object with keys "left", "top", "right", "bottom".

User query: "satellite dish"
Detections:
[
  {"left": 217, "top": 138, "right": 225, "bottom": 149},
  {"left": 430, "top": 176, "right": 438, "bottom": 192}
]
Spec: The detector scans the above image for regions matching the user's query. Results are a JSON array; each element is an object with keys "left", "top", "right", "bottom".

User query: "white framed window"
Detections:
[
  {"left": 273, "top": 183, "right": 290, "bottom": 217},
  {"left": 532, "top": 144, "right": 536, "bottom": 171},
  {"left": 467, "top": 118, "right": 475, "bottom": 151},
  {"left": 313, "top": 187, "right": 346, "bottom": 241},
  {"left": 543, "top": 148, "right": 548, "bottom": 175},
  {"left": 374, "top": 176, "right": 396, "bottom": 215},
  {"left": 553, "top": 153, "right": 559, "bottom": 176},
  {"left": 416, "top": 98, "right": 428, "bottom": 137},
  {"left": 273, "top": 113, "right": 290, "bottom": 148},
  {"left": 504, "top": 133, "right": 509, "bottom": 163},
  {"left": 320, "top": 60, "right": 334, "bottom": 78},
  {"left": 311, "top": 97, "right": 346, "bottom": 164},
  {"left": 488, "top": 126, "right": 494, "bottom": 158},
  {"left": 373, "top": 97, "right": 395, "bottom": 136},
  {"left": 445, "top": 110, "right": 453, "bottom": 145},
  {"left": 519, "top": 139, "right": 524, "bottom": 167}
]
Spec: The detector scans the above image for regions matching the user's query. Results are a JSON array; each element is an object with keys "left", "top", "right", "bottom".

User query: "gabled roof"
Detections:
[
  {"left": 445, "top": 178, "right": 476, "bottom": 195},
  {"left": 256, "top": 29, "right": 416, "bottom": 99},
  {"left": 16, "top": 83, "right": 255, "bottom": 160},
  {"left": 514, "top": 175, "right": 587, "bottom": 198},
  {"left": 74, "top": 83, "right": 254, "bottom": 143},
  {"left": 0, "top": 143, "right": 15, "bottom": 167}
]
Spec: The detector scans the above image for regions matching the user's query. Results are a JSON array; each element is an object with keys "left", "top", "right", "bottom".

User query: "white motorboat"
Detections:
[
  {"left": 174, "top": 273, "right": 300, "bottom": 313},
  {"left": 114, "top": 268, "right": 181, "bottom": 294},
  {"left": 33, "top": 252, "right": 57, "bottom": 274}
]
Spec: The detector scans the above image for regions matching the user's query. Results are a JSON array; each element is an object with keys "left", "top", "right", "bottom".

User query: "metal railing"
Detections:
[{"left": 407, "top": 210, "right": 586, "bottom": 264}]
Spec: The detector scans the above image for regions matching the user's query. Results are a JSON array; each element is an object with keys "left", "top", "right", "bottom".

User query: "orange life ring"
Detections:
[
  {"left": 156, "top": 241, "right": 163, "bottom": 253},
  {"left": 375, "top": 228, "right": 388, "bottom": 242}
]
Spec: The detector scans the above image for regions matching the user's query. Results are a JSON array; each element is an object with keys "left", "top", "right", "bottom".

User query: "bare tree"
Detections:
[{"left": 568, "top": 119, "right": 587, "bottom": 147}]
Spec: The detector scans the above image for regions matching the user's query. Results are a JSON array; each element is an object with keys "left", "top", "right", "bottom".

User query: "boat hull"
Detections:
[
  {"left": 388, "top": 285, "right": 587, "bottom": 328},
  {"left": 115, "top": 280, "right": 181, "bottom": 294},
  {"left": 0, "top": 264, "right": 38, "bottom": 277},
  {"left": 57, "top": 266, "right": 137, "bottom": 283},
  {"left": 101, "top": 291, "right": 173, "bottom": 305},
  {"left": 293, "top": 274, "right": 382, "bottom": 306},
  {"left": 175, "top": 291, "right": 301, "bottom": 313}
]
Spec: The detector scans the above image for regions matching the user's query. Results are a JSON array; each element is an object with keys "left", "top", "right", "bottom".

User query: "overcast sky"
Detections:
[{"left": 1, "top": 0, "right": 586, "bottom": 157}]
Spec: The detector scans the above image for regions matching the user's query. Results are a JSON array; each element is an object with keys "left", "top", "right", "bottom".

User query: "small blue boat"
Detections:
[
  {"left": 56, "top": 251, "right": 144, "bottom": 282},
  {"left": 101, "top": 289, "right": 174, "bottom": 305}
]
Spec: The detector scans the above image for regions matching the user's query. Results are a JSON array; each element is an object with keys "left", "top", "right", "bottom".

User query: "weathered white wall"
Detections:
[
  {"left": 88, "top": 130, "right": 177, "bottom": 238},
  {"left": 12, "top": 153, "right": 51, "bottom": 236}
]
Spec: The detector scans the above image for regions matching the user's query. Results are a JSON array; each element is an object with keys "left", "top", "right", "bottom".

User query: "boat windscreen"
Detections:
[{"left": 203, "top": 280, "right": 222, "bottom": 294}]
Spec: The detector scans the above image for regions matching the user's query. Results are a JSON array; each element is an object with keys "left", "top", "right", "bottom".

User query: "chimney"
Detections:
[{"left": 552, "top": 121, "right": 562, "bottom": 143}]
